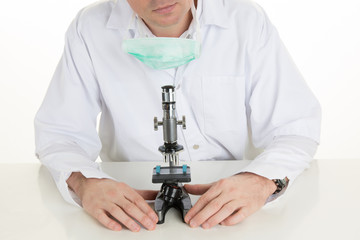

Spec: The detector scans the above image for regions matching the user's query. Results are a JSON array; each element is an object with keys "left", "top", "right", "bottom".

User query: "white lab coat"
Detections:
[{"left": 35, "top": 0, "right": 321, "bottom": 206}]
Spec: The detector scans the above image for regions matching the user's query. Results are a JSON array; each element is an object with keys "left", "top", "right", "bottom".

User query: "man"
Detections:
[{"left": 35, "top": 0, "right": 321, "bottom": 232}]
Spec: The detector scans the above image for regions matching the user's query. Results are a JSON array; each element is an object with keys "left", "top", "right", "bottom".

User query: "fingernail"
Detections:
[
  {"left": 132, "top": 224, "right": 140, "bottom": 232},
  {"left": 184, "top": 216, "right": 190, "bottom": 223},
  {"left": 114, "top": 225, "right": 122, "bottom": 231},
  {"left": 202, "top": 223, "right": 210, "bottom": 229},
  {"left": 150, "top": 213, "right": 158, "bottom": 223},
  {"left": 190, "top": 220, "right": 197, "bottom": 228},
  {"left": 146, "top": 220, "right": 155, "bottom": 230}
]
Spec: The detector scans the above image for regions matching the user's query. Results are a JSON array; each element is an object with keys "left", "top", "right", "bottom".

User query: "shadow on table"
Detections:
[{"left": 37, "top": 161, "right": 319, "bottom": 240}]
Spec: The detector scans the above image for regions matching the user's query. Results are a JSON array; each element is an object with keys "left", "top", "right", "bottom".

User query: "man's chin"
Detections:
[
  {"left": 153, "top": 14, "right": 182, "bottom": 27},
  {"left": 147, "top": 17, "right": 182, "bottom": 31}
]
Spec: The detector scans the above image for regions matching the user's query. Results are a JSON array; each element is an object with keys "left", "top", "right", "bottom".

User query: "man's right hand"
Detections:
[{"left": 66, "top": 172, "right": 159, "bottom": 232}]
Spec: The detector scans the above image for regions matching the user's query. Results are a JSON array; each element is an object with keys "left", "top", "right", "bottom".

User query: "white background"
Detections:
[{"left": 0, "top": 0, "right": 359, "bottom": 163}]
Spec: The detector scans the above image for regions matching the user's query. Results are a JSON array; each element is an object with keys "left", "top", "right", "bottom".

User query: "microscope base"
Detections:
[{"left": 154, "top": 183, "right": 192, "bottom": 224}]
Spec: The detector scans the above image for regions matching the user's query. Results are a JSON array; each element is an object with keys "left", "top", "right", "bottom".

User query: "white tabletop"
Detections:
[{"left": 1, "top": 159, "right": 359, "bottom": 240}]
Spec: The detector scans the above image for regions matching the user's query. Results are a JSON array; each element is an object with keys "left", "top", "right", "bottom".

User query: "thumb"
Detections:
[{"left": 184, "top": 183, "right": 213, "bottom": 195}]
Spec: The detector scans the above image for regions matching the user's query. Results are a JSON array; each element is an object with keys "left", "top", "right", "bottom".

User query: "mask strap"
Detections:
[
  {"left": 124, "top": 12, "right": 137, "bottom": 40},
  {"left": 137, "top": 15, "right": 149, "bottom": 38},
  {"left": 189, "top": 0, "right": 201, "bottom": 42},
  {"left": 126, "top": 12, "right": 150, "bottom": 39}
]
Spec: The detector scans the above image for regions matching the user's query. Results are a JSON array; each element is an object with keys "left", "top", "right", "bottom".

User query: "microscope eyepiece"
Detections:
[
  {"left": 161, "top": 85, "right": 175, "bottom": 91},
  {"left": 162, "top": 85, "right": 175, "bottom": 103}
]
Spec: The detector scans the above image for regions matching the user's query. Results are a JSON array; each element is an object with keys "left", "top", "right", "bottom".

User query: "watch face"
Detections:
[
  {"left": 278, "top": 179, "right": 286, "bottom": 187},
  {"left": 268, "top": 177, "right": 289, "bottom": 202},
  {"left": 273, "top": 178, "right": 289, "bottom": 194}
]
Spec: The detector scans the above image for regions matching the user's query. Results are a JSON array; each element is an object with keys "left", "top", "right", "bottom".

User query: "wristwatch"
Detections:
[
  {"left": 266, "top": 177, "right": 289, "bottom": 203},
  {"left": 272, "top": 177, "right": 289, "bottom": 194}
]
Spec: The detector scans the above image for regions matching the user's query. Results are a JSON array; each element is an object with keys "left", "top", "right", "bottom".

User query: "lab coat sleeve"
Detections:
[
  {"left": 241, "top": 6, "right": 321, "bottom": 184},
  {"left": 34, "top": 14, "right": 113, "bottom": 207},
  {"left": 241, "top": 135, "right": 317, "bottom": 183}
]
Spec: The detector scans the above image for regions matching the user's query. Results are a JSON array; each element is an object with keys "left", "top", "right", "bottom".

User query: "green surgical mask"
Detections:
[
  {"left": 122, "top": 1, "right": 201, "bottom": 70},
  {"left": 123, "top": 38, "right": 200, "bottom": 70}
]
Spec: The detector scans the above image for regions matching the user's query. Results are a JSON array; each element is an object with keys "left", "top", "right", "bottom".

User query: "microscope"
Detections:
[{"left": 152, "top": 85, "right": 192, "bottom": 224}]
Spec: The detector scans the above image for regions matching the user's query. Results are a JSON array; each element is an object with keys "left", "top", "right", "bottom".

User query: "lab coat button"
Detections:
[{"left": 193, "top": 144, "right": 199, "bottom": 150}]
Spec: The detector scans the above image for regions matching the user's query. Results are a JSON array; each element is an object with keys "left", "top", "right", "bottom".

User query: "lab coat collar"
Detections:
[
  {"left": 106, "top": 0, "right": 230, "bottom": 30},
  {"left": 199, "top": 0, "right": 230, "bottom": 29},
  {"left": 106, "top": 0, "right": 135, "bottom": 30}
]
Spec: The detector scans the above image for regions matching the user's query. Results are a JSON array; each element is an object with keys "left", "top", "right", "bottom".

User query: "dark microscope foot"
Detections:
[{"left": 154, "top": 183, "right": 192, "bottom": 224}]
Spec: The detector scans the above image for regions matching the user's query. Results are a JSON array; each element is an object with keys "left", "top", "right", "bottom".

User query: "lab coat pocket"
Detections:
[{"left": 201, "top": 75, "right": 246, "bottom": 136}]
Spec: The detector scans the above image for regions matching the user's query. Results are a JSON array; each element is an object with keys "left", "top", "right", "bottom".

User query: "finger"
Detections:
[
  {"left": 184, "top": 183, "right": 213, "bottom": 195},
  {"left": 117, "top": 201, "right": 156, "bottom": 231},
  {"left": 124, "top": 189, "right": 159, "bottom": 223},
  {"left": 105, "top": 203, "right": 142, "bottom": 232},
  {"left": 93, "top": 209, "right": 122, "bottom": 231},
  {"left": 201, "top": 201, "right": 240, "bottom": 229},
  {"left": 220, "top": 207, "right": 248, "bottom": 226},
  {"left": 187, "top": 194, "right": 230, "bottom": 228},
  {"left": 184, "top": 186, "right": 222, "bottom": 224},
  {"left": 135, "top": 189, "right": 158, "bottom": 200}
]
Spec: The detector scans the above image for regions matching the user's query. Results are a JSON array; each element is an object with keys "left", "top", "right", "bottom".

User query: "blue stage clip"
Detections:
[
  {"left": 156, "top": 165, "right": 161, "bottom": 175},
  {"left": 182, "top": 165, "right": 187, "bottom": 174}
]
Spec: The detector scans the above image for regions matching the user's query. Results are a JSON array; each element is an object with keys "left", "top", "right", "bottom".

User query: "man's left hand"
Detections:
[{"left": 184, "top": 172, "right": 277, "bottom": 229}]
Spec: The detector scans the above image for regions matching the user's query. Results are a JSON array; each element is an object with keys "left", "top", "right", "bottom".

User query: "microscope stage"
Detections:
[{"left": 152, "top": 165, "right": 191, "bottom": 183}]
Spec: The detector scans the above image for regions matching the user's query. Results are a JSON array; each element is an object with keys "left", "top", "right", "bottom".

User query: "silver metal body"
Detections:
[{"left": 154, "top": 86, "right": 186, "bottom": 166}]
